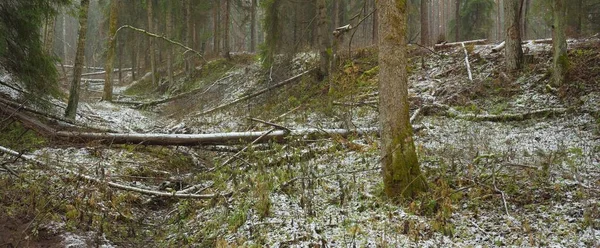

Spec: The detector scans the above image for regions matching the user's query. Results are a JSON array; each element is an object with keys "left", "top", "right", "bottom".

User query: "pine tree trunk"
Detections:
[
  {"left": 421, "top": 0, "right": 430, "bottom": 45},
  {"left": 65, "top": 0, "right": 91, "bottom": 119},
  {"left": 166, "top": 0, "right": 174, "bottom": 86},
  {"left": 504, "top": 0, "right": 523, "bottom": 72},
  {"left": 102, "top": 0, "right": 118, "bottom": 102},
  {"left": 377, "top": 0, "right": 427, "bottom": 199},
  {"left": 552, "top": 0, "right": 567, "bottom": 87},
  {"left": 147, "top": 0, "right": 157, "bottom": 86},
  {"left": 250, "top": 0, "right": 257, "bottom": 53},
  {"left": 316, "top": 0, "right": 330, "bottom": 78}
]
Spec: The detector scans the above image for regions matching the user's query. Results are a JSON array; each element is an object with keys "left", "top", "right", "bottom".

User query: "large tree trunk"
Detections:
[
  {"left": 65, "top": 0, "right": 91, "bottom": 119},
  {"left": 552, "top": 0, "right": 567, "bottom": 87},
  {"left": 250, "top": 0, "right": 257, "bottom": 53},
  {"left": 316, "top": 0, "right": 330, "bottom": 78},
  {"left": 377, "top": 0, "right": 427, "bottom": 199},
  {"left": 102, "top": 0, "right": 119, "bottom": 102},
  {"left": 504, "top": 0, "right": 523, "bottom": 72},
  {"left": 147, "top": 0, "right": 157, "bottom": 86},
  {"left": 421, "top": 0, "right": 430, "bottom": 45}
]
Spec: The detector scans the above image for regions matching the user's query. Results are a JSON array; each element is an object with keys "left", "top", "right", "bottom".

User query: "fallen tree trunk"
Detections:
[
  {"left": 0, "top": 145, "right": 229, "bottom": 199},
  {"left": 434, "top": 39, "right": 487, "bottom": 50},
  {"left": 55, "top": 127, "right": 380, "bottom": 146},
  {"left": 81, "top": 68, "right": 133, "bottom": 77},
  {"left": 420, "top": 104, "right": 570, "bottom": 122},
  {"left": 194, "top": 69, "right": 315, "bottom": 117},
  {"left": 2, "top": 102, "right": 380, "bottom": 146}
]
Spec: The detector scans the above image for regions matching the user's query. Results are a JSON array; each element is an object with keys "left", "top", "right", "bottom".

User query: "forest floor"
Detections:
[{"left": 1, "top": 37, "right": 599, "bottom": 247}]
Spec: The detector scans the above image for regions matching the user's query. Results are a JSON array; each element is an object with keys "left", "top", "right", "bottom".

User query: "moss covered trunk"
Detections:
[
  {"left": 376, "top": 0, "right": 427, "bottom": 199},
  {"left": 102, "top": 0, "right": 118, "bottom": 102},
  {"left": 65, "top": 0, "right": 91, "bottom": 119},
  {"left": 552, "top": 0, "right": 567, "bottom": 87}
]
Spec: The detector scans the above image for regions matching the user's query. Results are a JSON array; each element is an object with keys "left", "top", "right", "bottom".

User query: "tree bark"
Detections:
[
  {"left": 43, "top": 16, "right": 57, "bottom": 54},
  {"left": 455, "top": 0, "right": 460, "bottom": 42},
  {"left": 377, "top": 0, "right": 427, "bottom": 199},
  {"left": 421, "top": 0, "right": 430, "bottom": 45},
  {"left": 223, "top": 0, "right": 231, "bottom": 59},
  {"left": 166, "top": 0, "right": 174, "bottom": 86},
  {"left": 504, "top": 0, "right": 523, "bottom": 72},
  {"left": 147, "top": 0, "right": 157, "bottom": 86},
  {"left": 250, "top": 0, "right": 257, "bottom": 53},
  {"left": 552, "top": 0, "right": 567, "bottom": 87},
  {"left": 102, "top": 0, "right": 119, "bottom": 102},
  {"left": 316, "top": 0, "right": 330, "bottom": 78},
  {"left": 213, "top": 1, "right": 220, "bottom": 56},
  {"left": 65, "top": 0, "right": 91, "bottom": 119}
]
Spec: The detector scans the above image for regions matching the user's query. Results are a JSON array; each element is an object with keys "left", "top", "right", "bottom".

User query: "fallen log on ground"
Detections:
[
  {"left": 194, "top": 69, "right": 315, "bottom": 117},
  {"left": 0, "top": 145, "right": 229, "bottom": 199},
  {"left": 419, "top": 104, "right": 571, "bottom": 122},
  {"left": 434, "top": 39, "right": 487, "bottom": 50},
  {"left": 2, "top": 103, "right": 380, "bottom": 146}
]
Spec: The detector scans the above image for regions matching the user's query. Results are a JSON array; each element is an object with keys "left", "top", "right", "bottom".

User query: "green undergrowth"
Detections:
[{"left": 0, "top": 121, "right": 46, "bottom": 151}]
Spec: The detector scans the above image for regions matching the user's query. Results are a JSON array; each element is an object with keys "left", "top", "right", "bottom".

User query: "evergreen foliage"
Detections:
[{"left": 0, "top": 0, "right": 69, "bottom": 98}]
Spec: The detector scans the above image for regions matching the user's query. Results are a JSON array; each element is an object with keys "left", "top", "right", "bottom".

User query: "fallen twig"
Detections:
[{"left": 461, "top": 42, "right": 474, "bottom": 82}]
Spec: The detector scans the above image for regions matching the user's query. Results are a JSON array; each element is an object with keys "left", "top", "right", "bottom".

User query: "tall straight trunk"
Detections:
[
  {"left": 454, "top": 0, "right": 460, "bottom": 42},
  {"left": 522, "top": 0, "right": 529, "bottom": 39},
  {"left": 316, "top": 0, "right": 330, "bottom": 78},
  {"left": 102, "top": 0, "right": 118, "bottom": 102},
  {"left": 504, "top": 0, "right": 523, "bottom": 72},
  {"left": 552, "top": 0, "right": 567, "bottom": 87},
  {"left": 372, "top": 2, "right": 379, "bottom": 45},
  {"left": 185, "top": 0, "right": 193, "bottom": 75},
  {"left": 44, "top": 16, "right": 57, "bottom": 54},
  {"left": 63, "top": 11, "right": 68, "bottom": 63},
  {"left": 65, "top": 0, "right": 91, "bottom": 119},
  {"left": 166, "top": 0, "right": 174, "bottom": 85},
  {"left": 377, "top": 0, "right": 427, "bottom": 199},
  {"left": 223, "top": 0, "right": 231, "bottom": 59},
  {"left": 213, "top": 1, "right": 220, "bottom": 56},
  {"left": 421, "top": 0, "right": 430, "bottom": 45},
  {"left": 147, "top": 0, "right": 157, "bottom": 86},
  {"left": 250, "top": 0, "right": 257, "bottom": 53},
  {"left": 455, "top": 0, "right": 460, "bottom": 42},
  {"left": 131, "top": 44, "right": 137, "bottom": 81},
  {"left": 576, "top": 0, "right": 583, "bottom": 37},
  {"left": 333, "top": 0, "right": 340, "bottom": 28}
]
